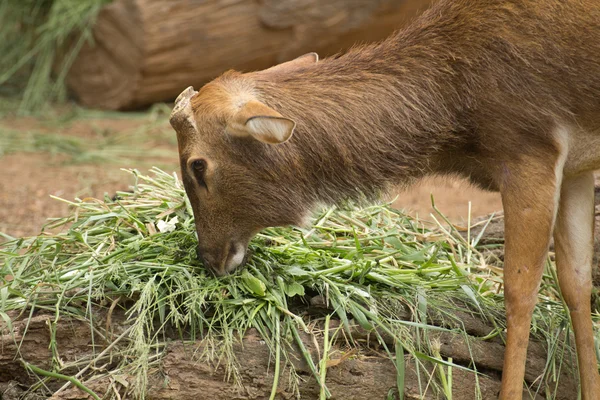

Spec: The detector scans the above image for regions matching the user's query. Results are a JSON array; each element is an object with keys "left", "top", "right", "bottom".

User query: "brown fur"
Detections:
[
  {"left": 171, "top": 0, "right": 600, "bottom": 398},
  {"left": 187, "top": 0, "right": 600, "bottom": 202}
]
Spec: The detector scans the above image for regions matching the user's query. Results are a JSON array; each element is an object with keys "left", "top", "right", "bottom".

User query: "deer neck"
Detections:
[{"left": 258, "top": 40, "right": 467, "bottom": 205}]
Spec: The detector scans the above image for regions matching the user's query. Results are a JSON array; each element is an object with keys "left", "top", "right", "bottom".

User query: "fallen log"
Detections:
[
  {"left": 0, "top": 306, "right": 577, "bottom": 400},
  {"left": 464, "top": 183, "right": 600, "bottom": 287},
  {"left": 66, "top": 0, "right": 434, "bottom": 110}
]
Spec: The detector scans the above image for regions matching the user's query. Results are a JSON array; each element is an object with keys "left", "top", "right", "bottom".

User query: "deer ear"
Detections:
[
  {"left": 227, "top": 100, "right": 296, "bottom": 144},
  {"left": 260, "top": 52, "right": 319, "bottom": 75}
]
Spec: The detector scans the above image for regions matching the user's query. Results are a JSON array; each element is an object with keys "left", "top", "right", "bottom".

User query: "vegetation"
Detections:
[
  {"left": 0, "top": 104, "right": 176, "bottom": 167},
  {"left": 0, "top": 2, "right": 595, "bottom": 399},
  {"left": 0, "top": 0, "right": 111, "bottom": 113},
  {"left": 0, "top": 168, "right": 589, "bottom": 399}
]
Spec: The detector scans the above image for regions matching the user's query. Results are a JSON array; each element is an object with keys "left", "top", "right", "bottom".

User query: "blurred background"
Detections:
[{"left": 0, "top": 0, "right": 502, "bottom": 239}]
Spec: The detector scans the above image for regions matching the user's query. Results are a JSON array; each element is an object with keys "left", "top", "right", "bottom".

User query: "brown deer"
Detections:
[{"left": 169, "top": 0, "right": 600, "bottom": 398}]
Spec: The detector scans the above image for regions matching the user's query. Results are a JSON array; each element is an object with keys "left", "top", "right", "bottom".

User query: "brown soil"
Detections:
[
  {"left": 0, "top": 113, "right": 178, "bottom": 238},
  {"left": 0, "top": 153, "right": 129, "bottom": 237},
  {"left": 394, "top": 177, "right": 502, "bottom": 224}
]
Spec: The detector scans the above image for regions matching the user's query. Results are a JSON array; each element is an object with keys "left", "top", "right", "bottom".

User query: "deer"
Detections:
[{"left": 169, "top": 0, "right": 600, "bottom": 398}]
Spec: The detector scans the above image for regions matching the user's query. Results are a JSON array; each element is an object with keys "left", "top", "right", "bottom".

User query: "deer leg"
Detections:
[
  {"left": 499, "top": 157, "right": 561, "bottom": 400},
  {"left": 553, "top": 171, "right": 600, "bottom": 398}
]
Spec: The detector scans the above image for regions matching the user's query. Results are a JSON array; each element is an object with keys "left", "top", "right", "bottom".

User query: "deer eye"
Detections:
[
  {"left": 191, "top": 159, "right": 205, "bottom": 173},
  {"left": 190, "top": 159, "right": 207, "bottom": 187}
]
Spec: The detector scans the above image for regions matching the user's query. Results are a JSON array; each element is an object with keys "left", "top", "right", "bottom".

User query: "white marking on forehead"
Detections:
[
  {"left": 232, "top": 92, "right": 256, "bottom": 110},
  {"left": 186, "top": 114, "right": 198, "bottom": 132},
  {"left": 219, "top": 79, "right": 258, "bottom": 111}
]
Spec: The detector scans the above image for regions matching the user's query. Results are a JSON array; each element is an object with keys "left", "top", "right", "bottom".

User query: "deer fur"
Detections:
[{"left": 170, "top": 0, "right": 600, "bottom": 398}]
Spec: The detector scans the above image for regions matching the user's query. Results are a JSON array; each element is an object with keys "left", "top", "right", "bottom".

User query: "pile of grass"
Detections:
[
  {"left": 0, "top": 0, "right": 111, "bottom": 113},
  {"left": 0, "top": 168, "right": 586, "bottom": 399}
]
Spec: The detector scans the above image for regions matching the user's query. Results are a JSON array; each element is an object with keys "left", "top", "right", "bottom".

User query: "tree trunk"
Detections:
[
  {"left": 0, "top": 306, "right": 576, "bottom": 400},
  {"left": 66, "top": 0, "right": 434, "bottom": 110}
]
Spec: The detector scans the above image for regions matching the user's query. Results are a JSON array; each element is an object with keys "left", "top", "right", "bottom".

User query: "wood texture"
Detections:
[
  {"left": 66, "top": 0, "right": 434, "bottom": 110},
  {"left": 0, "top": 306, "right": 577, "bottom": 399}
]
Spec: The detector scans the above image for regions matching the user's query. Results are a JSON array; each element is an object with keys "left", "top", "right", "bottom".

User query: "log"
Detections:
[
  {"left": 0, "top": 307, "right": 577, "bottom": 400},
  {"left": 66, "top": 0, "right": 434, "bottom": 110},
  {"left": 465, "top": 183, "right": 600, "bottom": 287}
]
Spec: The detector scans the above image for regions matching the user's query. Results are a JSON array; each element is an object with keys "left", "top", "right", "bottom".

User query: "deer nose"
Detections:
[
  {"left": 196, "top": 242, "right": 247, "bottom": 276},
  {"left": 196, "top": 246, "right": 220, "bottom": 274}
]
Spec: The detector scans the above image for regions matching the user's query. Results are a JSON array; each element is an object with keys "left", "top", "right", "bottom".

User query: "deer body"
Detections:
[{"left": 170, "top": 0, "right": 600, "bottom": 398}]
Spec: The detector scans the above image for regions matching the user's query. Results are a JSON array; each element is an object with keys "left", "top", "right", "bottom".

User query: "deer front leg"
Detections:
[
  {"left": 499, "top": 157, "right": 560, "bottom": 400},
  {"left": 554, "top": 171, "right": 600, "bottom": 398}
]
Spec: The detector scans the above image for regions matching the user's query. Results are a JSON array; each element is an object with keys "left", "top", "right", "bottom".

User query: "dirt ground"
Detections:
[
  {"left": 0, "top": 110, "right": 503, "bottom": 239},
  {"left": 0, "top": 110, "right": 176, "bottom": 238}
]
